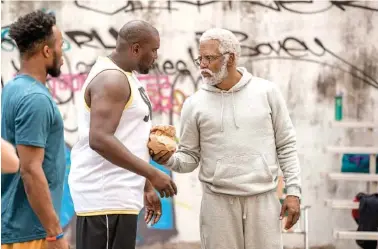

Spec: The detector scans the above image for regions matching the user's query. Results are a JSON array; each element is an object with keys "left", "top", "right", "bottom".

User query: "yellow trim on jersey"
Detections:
[
  {"left": 76, "top": 209, "right": 140, "bottom": 216},
  {"left": 84, "top": 100, "right": 90, "bottom": 111}
]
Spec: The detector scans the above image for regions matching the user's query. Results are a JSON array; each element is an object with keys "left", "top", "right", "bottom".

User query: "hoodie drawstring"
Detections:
[
  {"left": 242, "top": 198, "right": 247, "bottom": 219},
  {"left": 231, "top": 91, "right": 239, "bottom": 129},
  {"left": 220, "top": 91, "right": 239, "bottom": 132},
  {"left": 220, "top": 91, "right": 225, "bottom": 132},
  {"left": 230, "top": 197, "right": 247, "bottom": 219}
]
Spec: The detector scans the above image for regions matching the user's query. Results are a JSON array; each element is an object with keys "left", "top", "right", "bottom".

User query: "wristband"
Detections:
[{"left": 46, "top": 232, "right": 64, "bottom": 241}]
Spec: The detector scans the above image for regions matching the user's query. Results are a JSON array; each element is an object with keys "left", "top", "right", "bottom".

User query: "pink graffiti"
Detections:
[
  {"left": 138, "top": 74, "right": 175, "bottom": 113},
  {"left": 47, "top": 73, "right": 185, "bottom": 113},
  {"left": 48, "top": 73, "right": 88, "bottom": 98}
]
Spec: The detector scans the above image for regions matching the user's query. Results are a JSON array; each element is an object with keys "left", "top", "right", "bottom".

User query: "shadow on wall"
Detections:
[{"left": 60, "top": 145, "right": 178, "bottom": 247}]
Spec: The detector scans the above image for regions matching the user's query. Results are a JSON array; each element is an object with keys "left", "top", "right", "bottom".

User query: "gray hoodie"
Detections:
[{"left": 165, "top": 67, "right": 301, "bottom": 197}]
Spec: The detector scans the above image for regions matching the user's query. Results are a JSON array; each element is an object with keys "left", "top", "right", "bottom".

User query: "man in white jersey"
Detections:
[
  {"left": 69, "top": 20, "right": 177, "bottom": 249},
  {"left": 153, "top": 28, "right": 301, "bottom": 249}
]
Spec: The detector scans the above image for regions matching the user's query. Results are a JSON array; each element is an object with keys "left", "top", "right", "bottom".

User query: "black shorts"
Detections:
[{"left": 76, "top": 214, "right": 138, "bottom": 249}]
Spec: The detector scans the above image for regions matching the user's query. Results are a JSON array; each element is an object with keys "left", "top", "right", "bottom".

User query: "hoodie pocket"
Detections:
[{"left": 213, "top": 153, "right": 278, "bottom": 189}]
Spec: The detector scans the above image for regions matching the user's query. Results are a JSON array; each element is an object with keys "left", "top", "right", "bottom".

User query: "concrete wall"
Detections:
[{"left": 2, "top": 1, "right": 378, "bottom": 248}]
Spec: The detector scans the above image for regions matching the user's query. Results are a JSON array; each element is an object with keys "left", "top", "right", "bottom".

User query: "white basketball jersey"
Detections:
[{"left": 68, "top": 56, "right": 152, "bottom": 216}]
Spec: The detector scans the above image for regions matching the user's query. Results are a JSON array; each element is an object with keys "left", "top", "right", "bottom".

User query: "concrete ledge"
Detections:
[
  {"left": 326, "top": 146, "right": 378, "bottom": 154},
  {"left": 328, "top": 172, "right": 378, "bottom": 182},
  {"left": 333, "top": 230, "right": 378, "bottom": 240},
  {"left": 325, "top": 199, "right": 359, "bottom": 209},
  {"left": 331, "top": 120, "right": 377, "bottom": 129}
]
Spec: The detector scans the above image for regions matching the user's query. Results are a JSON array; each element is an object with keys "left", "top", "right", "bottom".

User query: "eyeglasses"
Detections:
[{"left": 194, "top": 52, "right": 230, "bottom": 67}]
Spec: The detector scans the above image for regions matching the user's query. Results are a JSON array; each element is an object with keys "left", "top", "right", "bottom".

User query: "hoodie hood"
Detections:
[{"left": 199, "top": 67, "right": 253, "bottom": 132}]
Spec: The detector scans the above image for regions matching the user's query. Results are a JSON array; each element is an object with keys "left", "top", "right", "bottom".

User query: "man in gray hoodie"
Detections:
[{"left": 153, "top": 28, "right": 301, "bottom": 249}]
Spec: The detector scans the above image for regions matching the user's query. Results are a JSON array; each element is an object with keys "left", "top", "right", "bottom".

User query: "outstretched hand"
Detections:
[
  {"left": 150, "top": 149, "right": 175, "bottom": 165},
  {"left": 144, "top": 189, "right": 162, "bottom": 225}
]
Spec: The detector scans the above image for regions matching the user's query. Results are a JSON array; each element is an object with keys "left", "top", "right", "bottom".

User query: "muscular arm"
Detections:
[
  {"left": 18, "top": 145, "right": 62, "bottom": 236},
  {"left": 87, "top": 70, "right": 156, "bottom": 179},
  {"left": 268, "top": 84, "right": 301, "bottom": 198},
  {"left": 1, "top": 139, "right": 19, "bottom": 173},
  {"left": 164, "top": 97, "right": 200, "bottom": 173},
  {"left": 15, "top": 94, "right": 62, "bottom": 237}
]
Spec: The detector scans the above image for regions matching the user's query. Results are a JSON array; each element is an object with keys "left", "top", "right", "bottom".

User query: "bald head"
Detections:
[
  {"left": 117, "top": 20, "right": 159, "bottom": 47},
  {"left": 112, "top": 20, "right": 160, "bottom": 74}
]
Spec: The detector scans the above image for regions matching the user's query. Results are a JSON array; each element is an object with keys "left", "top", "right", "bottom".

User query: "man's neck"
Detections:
[
  {"left": 216, "top": 68, "right": 242, "bottom": 91},
  {"left": 109, "top": 52, "right": 135, "bottom": 73},
  {"left": 19, "top": 58, "right": 47, "bottom": 84}
]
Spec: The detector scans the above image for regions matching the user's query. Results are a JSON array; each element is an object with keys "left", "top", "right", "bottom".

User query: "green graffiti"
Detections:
[
  {"left": 1, "top": 27, "right": 71, "bottom": 52},
  {"left": 1, "top": 27, "right": 16, "bottom": 52}
]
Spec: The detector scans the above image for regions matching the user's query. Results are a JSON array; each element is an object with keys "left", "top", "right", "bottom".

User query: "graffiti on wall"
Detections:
[
  {"left": 73, "top": 0, "right": 378, "bottom": 15},
  {"left": 2, "top": 0, "right": 378, "bottom": 246}
]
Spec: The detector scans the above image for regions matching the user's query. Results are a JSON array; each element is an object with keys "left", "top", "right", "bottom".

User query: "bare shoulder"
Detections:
[
  {"left": 90, "top": 69, "right": 129, "bottom": 94},
  {"left": 87, "top": 69, "right": 131, "bottom": 107}
]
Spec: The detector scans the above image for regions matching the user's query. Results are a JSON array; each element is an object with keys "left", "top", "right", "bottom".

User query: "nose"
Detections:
[{"left": 200, "top": 60, "right": 208, "bottom": 69}]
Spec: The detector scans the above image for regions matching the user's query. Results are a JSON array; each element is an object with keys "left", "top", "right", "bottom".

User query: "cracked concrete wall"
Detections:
[{"left": 2, "top": 1, "right": 378, "bottom": 248}]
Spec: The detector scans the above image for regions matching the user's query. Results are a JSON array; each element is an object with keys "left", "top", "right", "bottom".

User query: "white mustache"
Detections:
[{"left": 200, "top": 69, "right": 214, "bottom": 76}]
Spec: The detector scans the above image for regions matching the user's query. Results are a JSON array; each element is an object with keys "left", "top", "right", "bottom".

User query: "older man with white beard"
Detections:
[{"left": 152, "top": 28, "right": 302, "bottom": 249}]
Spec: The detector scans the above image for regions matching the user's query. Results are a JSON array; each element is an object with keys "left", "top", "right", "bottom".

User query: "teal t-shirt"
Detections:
[{"left": 1, "top": 74, "right": 66, "bottom": 244}]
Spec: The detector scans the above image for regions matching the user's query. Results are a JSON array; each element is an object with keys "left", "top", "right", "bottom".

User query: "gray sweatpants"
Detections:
[{"left": 200, "top": 187, "right": 283, "bottom": 249}]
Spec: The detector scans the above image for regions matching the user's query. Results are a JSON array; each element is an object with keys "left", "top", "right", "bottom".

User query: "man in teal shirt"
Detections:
[{"left": 1, "top": 10, "right": 68, "bottom": 249}]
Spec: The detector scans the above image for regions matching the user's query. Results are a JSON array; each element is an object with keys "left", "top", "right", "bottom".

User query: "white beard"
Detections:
[{"left": 200, "top": 61, "right": 228, "bottom": 86}]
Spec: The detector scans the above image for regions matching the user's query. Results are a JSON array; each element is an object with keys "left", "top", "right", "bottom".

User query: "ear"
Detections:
[
  {"left": 131, "top": 43, "right": 141, "bottom": 55},
  {"left": 227, "top": 53, "right": 235, "bottom": 66},
  {"left": 42, "top": 44, "right": 52, "bottom": 59}
]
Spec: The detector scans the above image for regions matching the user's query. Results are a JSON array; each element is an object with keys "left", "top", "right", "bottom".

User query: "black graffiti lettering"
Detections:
[
  {"left": 11, "top": 60, "right": 19, "bottom": 72},
  {"left": 313, "top": 38, "right": 377, "bottom": 88},
  {"left": 187, "top": 47, "right": 197, "bottom": 67},
  {"left": 273, "top": 1, "right": 332, "bottom": 14},
  {"left": 246, "top": 37, "right": 378, "bottom": 88},
  {"left": 240, "top": 45, "right": 259, "bottom": 57},
  {"left": 65, "top": 30, "right": 97, "bottom": 48},
  {"left": 74, "top": 0, "right": 178, "bottom": 15},
  {"left": 238, "top": 1, "right": 378, "bottom": 14},
  {"left": 152, "top": 60, "right": 176, "bottom": 75},
  {"left": 330, "top": 1, "right": 378, "bottom": 12},
  {"left": 65, "top": 29, "right": 116, "bottom": 49},
  {"left": 280, "top": 37, "right": 310, "bottom": 57},
  {"left": 255, "top": 43, "right": 280, "bottom": 56},
  {"left": 298, "top": 38, "right": 326, "bottom": 57},
  {"left": 162, "top": 61, "right": 176, "bottom": 75},
  {"left": 74, "top": 0, "right": 133, "bottom": 15},
  {"left": 91, "top": 29, "right": 116, "bottom": 49},
  {"left": 238, "top": 36, "right": 327, "bottom": 58},
  {"left": 153, "top": 59, "right": 190, "bottom": 76},
  {"left": 193, "top": 30, "right": 377, "bottom": 88},
  {"left": 74, "top": 0, "right": 378, "bottom": 16},
  {"left": 243, "top": 1, "right": 281, "bottom": 12},
  {"left": 108, "top": 27, "right": 118, "bottom": 40},
  {"left": 175, "top": 0, "right": 226, "bottom": 12},
  {"left": 120, "top": 1, "right": 178, "bottom": 14},
  {"left": 176, "top": 60, "right": 189, "bottom": 73}
]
